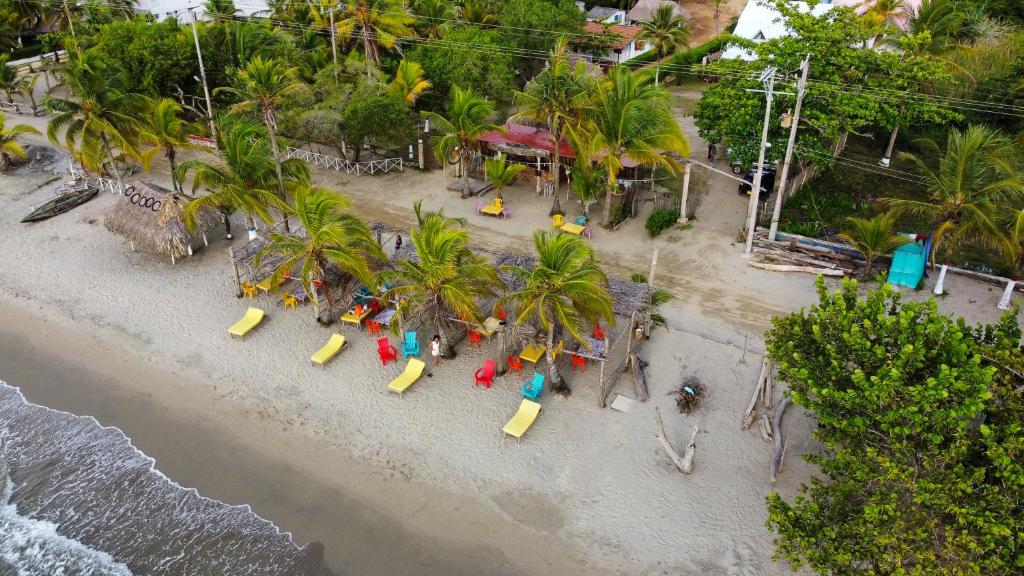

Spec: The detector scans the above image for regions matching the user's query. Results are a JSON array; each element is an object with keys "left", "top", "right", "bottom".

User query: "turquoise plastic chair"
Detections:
[
  {"left": 521, "top": 372, "right": 544, "bottom": 400},
  {"left": 403, "top": 331, "right": 421, "bottom": 357},
  {"left": 574, "top": 215, "right": 587, "bottom": 226}
]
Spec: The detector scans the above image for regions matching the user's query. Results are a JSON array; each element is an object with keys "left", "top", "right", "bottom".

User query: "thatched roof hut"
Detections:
[{"left": 103, "top": 181, "right": 220, "bottom": 262}]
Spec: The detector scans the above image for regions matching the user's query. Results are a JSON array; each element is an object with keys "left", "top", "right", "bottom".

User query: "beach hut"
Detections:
[{"left": 103, "top": 180, "right": 219, "bottom": 264}]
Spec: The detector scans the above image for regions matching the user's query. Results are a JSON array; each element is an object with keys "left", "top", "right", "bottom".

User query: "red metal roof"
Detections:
[{"left": 477, "top": 123, "right": 577, "bottom": 159}]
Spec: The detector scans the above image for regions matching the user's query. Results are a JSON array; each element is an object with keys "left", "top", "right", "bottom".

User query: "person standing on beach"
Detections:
[
  {"left": 430, "top": 335, "right": 441, "bottom": 366},
  {"left": 395, "top": 234, "right": 402, "bottom": 252}
]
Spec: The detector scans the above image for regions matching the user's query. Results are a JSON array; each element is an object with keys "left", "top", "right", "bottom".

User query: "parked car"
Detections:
[
  {"left": 727, "top": 147, "right": 777, "bottom": 175},
  {"left": 738, "top": 166, "right": 777, "bottom": 197}
]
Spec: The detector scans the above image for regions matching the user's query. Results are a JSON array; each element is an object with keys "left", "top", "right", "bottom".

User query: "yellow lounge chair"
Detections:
[
  {"left": 519, "top": 343, "right": 546, "bottom": 363},
  {"left": 502, "top": 399, "right": 542, "bottom": 443},
  {"left": 310, "top": 333, "right": 348, "bottom": 368},
  {"left": 228, "top": 307, "right": 265, "bottom": 339},
  {"left": 387, "top": 358, "right": 426, "bottom": 397}
]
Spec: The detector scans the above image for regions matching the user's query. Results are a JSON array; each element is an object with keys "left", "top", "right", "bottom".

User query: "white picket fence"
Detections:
[{"left": 283, "top": 146, "right": 403, "bottom": 175}]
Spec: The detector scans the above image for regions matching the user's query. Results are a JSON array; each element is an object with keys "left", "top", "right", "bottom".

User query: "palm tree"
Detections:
[
  {"left": 335, "top": 0, "right": 415, "bottom": 67},
  {"left": 411, "top": 0, "right": 454, "bottom": 38},
  {"left": 511, "top": 37, "right": 594, "bottom": 198},
  {"left": 177, "top": 117, "right": 309, "bottom": 240},
  {"left": 484, "top": 152, "right": 526, "bottom": 197},
  {"left": 880, "top": 125, "right": 1024, "bottom": 263},
  {"left": 203, "top": 0, "right": 238, "bottom": 17},
  {"left": 0, "top": 55, "right": 20, "bottom": 102},
  {"left": 906, "top": 0, "right": 962, "bottom": 54},
  {"left": 838, "top": 213, "right": 909, "bottom": 279},
  {"left": 421, "top": 86, "right": 502, "bottom": 198},
  {"left": 0, "top": 113, "right": 41, "bottom": 171},
  {"left": 388, "top": 59, "right": 432, "bottom": 105},
  {"left": 637, "top": 4, "right": 690, "bottom": 86},
  {"left": 137, "top": 98, "right": 197, "bottom": 192},
  {"left": 385, "top": 201, "right": 502, "bottom": 358},
  {"left": 863, "top": 0, "right": 908, "bottom": 29},
  {"left": 585, "top": 66, "right": 689, "bottom": 227},
  {"left": 45, "top": 53, "right": 142, "bottom": 189},
  {"left": 461, "top": 0, "right": 496, "bottom": 26},
  {"left": 256, "top": 185, "right": 384, "bottom": 324},
  {"left": 217, "top": 56, "right": 308, "bottom": 230},
  {"left": 502, "top": 231, "right": 614, "bottom": 394},
  {"left": 18, "top": 72, "right": 41, "bottom": 114}
]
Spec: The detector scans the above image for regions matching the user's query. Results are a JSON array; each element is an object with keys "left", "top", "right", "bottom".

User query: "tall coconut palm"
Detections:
[
  {"left": 585, "top": 65, "right": 689, "bottom": 227},
  {"left": 511, "top": 37, "right": 594, "bottom": 198},
  {"left": 45, "top": 53, "right": 142, "bottom": 189},
  {"left": 0, "top": 55, "right": 20, "bottom": 102},
  {"left": 880, "top": 125, "right": 1024, "bottom": 263},
  {"left": 203, "top": 0, "right": 238, "bottom": 17},
  {"left": 137, "top": 98, "right": 198, "bottom": 192},
  {"left": 217, "top": 56, "right": 308, "bottom": 230},
  {"left": 906, "top": 0, "right": 962, "bottom": 54},
  {"left": 502, "top": 231, "right": 613, "bottom": 394},
  {"left": 460, "top": 0, "right": 495, "bottom": 26},
  {"left": 335, "top": 0, "right": 415, "bottom": 67},
  {"left": 0, "top": 113, "right": 40, "bottom": 171},
  {"left": 388, "top": 59, "right": 432, "bottom": 105},
  {"left": 421, "top": 86, "right": 502, "bottom": 198},
  {"left": 839, "top": 213, "right": 909, "bottom": 279},
  {"left": 863, "top": 0, "right": 908, "bottom": 29},
  {"left": 411, "top": 0, "right": 454, "bottom": 38},
  {"left": 256, "top": 185, "right": 384, "bottom": 323},
  {"left": 484, "top": 152, "right": 526, "bottom": 197},
  {"left": 176, "top": 117, "right": 309, "bottom": 240},
  {"left": 385, "top": 201, "right": 502, "bottom": 358},
  {"left": 18, "top": 72, "right": 41, "bottom": 114},
  {"left": 636, "top": 4, "right": 690, "bottom": 86}
]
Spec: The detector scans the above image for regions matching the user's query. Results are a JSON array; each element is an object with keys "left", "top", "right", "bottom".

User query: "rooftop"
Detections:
[
  {"left": 581, "top": 22, "right": 643, "bottom": 50},
  {"left": 626, "top": 0, "right": 684, "bottom": 23}
]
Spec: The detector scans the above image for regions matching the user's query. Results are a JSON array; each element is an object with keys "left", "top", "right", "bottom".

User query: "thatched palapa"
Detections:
[{"left": 103, "top": 181, "right": 219, "bottom": 262}]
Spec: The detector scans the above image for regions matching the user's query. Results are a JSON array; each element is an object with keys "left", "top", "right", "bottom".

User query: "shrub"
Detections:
[{"left": 646, "top": 208, "right": 678, "bottom": 237}]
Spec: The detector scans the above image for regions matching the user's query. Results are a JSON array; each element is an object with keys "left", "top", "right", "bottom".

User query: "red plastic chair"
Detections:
[
  {"left": 571, "top": 353, "right": 586, "bottom": 373},
  {"left": 467, "top": 330, "right": 482, "bottom": 349},
  {"left": 377, "top": 337, "right": 398, "bottom": 366},
  {"left": 474, "top": 359, "right": 496, "bottom": 388},
  {"left": 367, "top": 320, "right": 381, "bottom": 336},
  {"left": 369, "top": 299, "right": 382, "bottom": 314},
  {"left": 497, "top": 307, "right": 507, "bottom": 321},
  {"left": 592, "top": 324, "right": 607, "bottom": 340},
  {"left": 507, "top": 356, "right": 523, "bottom": 376}
]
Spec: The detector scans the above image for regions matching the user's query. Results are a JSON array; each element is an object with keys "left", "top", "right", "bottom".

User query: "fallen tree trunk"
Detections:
[
  {"left": 680, "top": 424, "right": 699, "bottom": 474},
  {"left": 742, "top": 358, "right": 769, "bottom": 429},
  {"left": 770, "top": 397, "right": 792, "bottom": 482},
  {"left": 631, "top": 354, "right": 650, "bottom": 402},
  {"left": 655, "top": 407, "right": 696, "bottom": 475},
  {"left": 748, "top": 262, "right": 846, "bottom": 276},
  {"left": 759, "top": 414, "right": 773, "bottom": 443}
]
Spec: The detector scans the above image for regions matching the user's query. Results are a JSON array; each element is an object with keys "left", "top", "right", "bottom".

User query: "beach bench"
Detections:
[
  {"left": 310, "top": 333, "right": 348, "bottom": 368},
  {"left": 228, "top": 307, "right": 265, "bottom": 339},
  {"left": 387, "top": 358, "right": 426, "bottom": 397},
  {"left": 519, "top": 343, "right": 546, "bottom": 364},
  {"left": 502, "top": 399, "right": 541, "bottom": 443}
]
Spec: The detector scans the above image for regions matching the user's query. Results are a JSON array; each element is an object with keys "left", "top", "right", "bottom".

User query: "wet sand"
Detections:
[{"left": 0, "top": 298, "right": 603, "bottom": 576}]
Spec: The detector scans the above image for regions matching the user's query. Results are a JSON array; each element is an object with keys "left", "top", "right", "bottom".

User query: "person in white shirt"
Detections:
[{"left": 430, "top": 335, "right": 441, "bottom": 366}]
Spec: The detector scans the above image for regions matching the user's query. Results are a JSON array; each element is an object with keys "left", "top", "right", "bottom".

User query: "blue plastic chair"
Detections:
[
  {"left": 403, "top": 331, "right": 421, "bottom": 358},
  {"left": 521, "top": 372, "right": 544, "bottom": 400},
  {"left": 574, "top": 215, "right": 587, "bottom": 226}
]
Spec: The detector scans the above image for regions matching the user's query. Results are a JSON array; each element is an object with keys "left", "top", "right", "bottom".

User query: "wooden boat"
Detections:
[{"left": 21, "top": 185, "right": 98, "bottom": 223}]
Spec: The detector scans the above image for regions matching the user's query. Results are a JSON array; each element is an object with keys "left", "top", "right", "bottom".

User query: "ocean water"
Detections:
[{"left": 0, "top": 381, "right": 323, "bottom": 576}]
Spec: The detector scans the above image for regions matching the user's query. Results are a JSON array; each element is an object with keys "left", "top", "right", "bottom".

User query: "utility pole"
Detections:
[
  {"left": 768, "top": 55, "right": 810, "bottom": 241},
  {"left": 743, "top": 67, "right": 777, "bottom": 257},
  {"left": 328, "top": 7, "right": 339, "bottom": 83},
  {"left": 189, "top": 7, "right": 217, "bottom": 140},
  {"left": 63, "top": 0, "right": 76, "bottom": 40}
]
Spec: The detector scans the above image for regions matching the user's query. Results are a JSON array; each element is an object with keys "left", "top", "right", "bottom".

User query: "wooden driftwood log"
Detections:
[
  {"left": 747, "top": 262, "right": 846, "bottom": 276},
  {"left": 631, "top": 354, "right": 650, "bottom": 402},
  {"left": 769, "top": 397, "right": 792, "bottom": 482},
  {"left": 655, "top": 407, "right": 697, "bottom": 475},
  {"left": 759, "top": 414, "right": 773, "bottom": 443},
  {"left": 742, "top": 358, "right": 769, "bottom": 429},
  {"left": 762, "top": 370, "right": 773, "bottom": 410}
]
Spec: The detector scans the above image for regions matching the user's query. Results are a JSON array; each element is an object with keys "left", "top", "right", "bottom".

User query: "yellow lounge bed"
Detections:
[
  {"left": 387, "top": 358, "right": 426, "bottom": 397},
  {"left": 310, "top": 333, "right": 348, "bottom": 368},
  {"left": 228, "top": 307, "right": 265, "bottom": 339},
  {"left": 480, "top": 199, "right": 504, "bottom": 217},
  {"left": 502, "top": 399, "right": 541, "bottom": 443},
  {"left": 519, "top": 343, "right": 546, "bottom": 363}
]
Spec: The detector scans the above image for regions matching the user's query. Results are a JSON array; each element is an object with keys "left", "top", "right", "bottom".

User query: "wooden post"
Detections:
[
  {"left": 598, "top": 359, "right": 606, "bottom": 405},
  {"left": 228, "top": 247, "right": 242, "bottom": 298},
  {"left": 202, "top": 233, "right": 208, "bottom": 247},
  {"left": 648, "top": 248, "right": 660, "bottom": 287},
  {"left": 678, "top": 162, "right": 691, "bottom": 223},
  {"left": 417, "top": 139, "right": 424, "bottom": 170},
  {"left": 535, "top": 157, "right": 542, "bottom": 194},
  {"left": 624, "top": 311, "right": 637, "bottom": 360}
]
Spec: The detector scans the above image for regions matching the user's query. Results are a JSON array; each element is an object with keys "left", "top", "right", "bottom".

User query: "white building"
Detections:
[
  {"left": 586, "top": 6, "right": 627, "bottom": 24},
  {"left": 574, "top": 22, "right": 651, "bottom": 65},
  {"left": 722, "top": 1, "right": 835, "bottom": 60},
  {"left": 135, "top": 0, "right": 268, "bottom": 21}
]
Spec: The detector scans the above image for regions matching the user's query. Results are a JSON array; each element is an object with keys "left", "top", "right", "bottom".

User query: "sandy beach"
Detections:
[{"left": 1, "top": 85, "right": 1017, "bottom": 574}]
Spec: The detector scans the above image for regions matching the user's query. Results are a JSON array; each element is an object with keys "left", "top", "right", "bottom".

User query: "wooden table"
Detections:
[
  {"left": 519, "top": 343, "right": 546, "bottom": 364},
  {"left": 339, "top": 307, "right": 372, "bottom": 328},
  {"left": 560, "top": 222, "right": 585, "bottom": 236}
]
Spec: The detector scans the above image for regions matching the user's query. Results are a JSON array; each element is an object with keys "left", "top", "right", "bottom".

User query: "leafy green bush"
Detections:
[
  {"left": 645, "top": 208, "right": 678, "bottom": 237},
  {"left": 670, "top": 35, "right": 731, "bottom": 74}
]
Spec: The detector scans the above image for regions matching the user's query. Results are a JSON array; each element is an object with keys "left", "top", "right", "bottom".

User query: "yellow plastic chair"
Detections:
[
  {"left": 502, "top": 399, "right": 542, "bottom": 443},
  {"left": 281, "top": 293, "right": 298, "bottom": 310},
  {"left": 552, "top": 214, "right": 564, "bottom": 228},
  {"left": 228, "top": 307, "right": 265, "bottom": 339},
  {"left": 311, "top": 333, "right": 348, "bottom": 368},
  {"left": 387, "top": 358, "right": 427, "bottom": 397},
  {"left": 241, "top": 281, "right": 257, "bottom": 300}
]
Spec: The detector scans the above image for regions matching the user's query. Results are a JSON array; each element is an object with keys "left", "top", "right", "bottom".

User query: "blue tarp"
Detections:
[{"left": 887, "top": 241, "right": 926, "bottom": 289}]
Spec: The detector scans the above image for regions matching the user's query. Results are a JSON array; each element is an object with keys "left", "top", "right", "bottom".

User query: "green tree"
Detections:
[
  {"left": 880, "top": 125, "right": 1024, "bottom": 263},
  {"left": 765, "top": 278, "right": 1024, "bottom": 576},
  {"left": 410, "top": 0, "right": 454, "bottom": 38},
  {"left": 84, "top": 17, "right": 198, "bottom": 97},
  {"left": 484, "top": 152, "right": 526, "bottom": 196},
  {"left": 137, "top": 98, "right": 198, "bottom": 192},
  {"left": 502, "top": 231, "right": 613, "bottom": 394},
  {"left": 460, "top": 0, "right": 496, "bottom": 26},
  {"left": 257, "top": 185, "right": 384, "bottom": 323},
  {"left": 636, "top": 3, "right": 690, "bottom": 86},
  {"left": 838, "top": 213, "right": 908, "bottom": 278},
  {"left": 411, "top": 25, "right": 515, "bottom": 108},
  {"left": 177, "top": 117, "right": 309, "bottom": 240},
  {"left": 335, "top": 0, "right": 415, "bottom": 66},
  {"left": 421, "top": 86, "right": 502, "bottom": 197},
  {"left": 511, "top": 37, "right": 594, "bottom": 198},
  {"left": 906, "top": 0, "right": 962, "bottom": 54},
  {"left": 585, "top": 65, "right": 689, "bottom": 227},
  {"left": 388, "top": 59, "right": 432, "bottom": 105},
  {"left": 339, "top": 94, "right": 411, "bottom": 161},
  {"left": 218, "top": 56, "right": 309, "bottom": 231},
  {"left": 385, "top": 200, "right": 502, "bottom": 358},
  {"left": 203, "top": 0, "right": 237, "bottom": 17},
  {"left": 0, "top": 54, "right": 20, "bottom": 102},
  {"left": 0, "top": 113, "right": 40, "bottom": 171},
  {"left": 497, "top": 0, "right": 585, "bottom": 76}
]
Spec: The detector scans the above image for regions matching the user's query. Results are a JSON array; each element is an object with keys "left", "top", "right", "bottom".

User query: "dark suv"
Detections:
[{"left": 738, "top": 166, "right": 777, "bottom": 197}]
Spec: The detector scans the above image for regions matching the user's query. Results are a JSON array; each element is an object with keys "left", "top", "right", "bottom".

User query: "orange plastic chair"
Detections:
[
  {"left": 571, "top": 354, "right": 586, "bottom": 373},
  {"left": 467, "top": 330, "right": 482, "bottom": 349},
  {"left": 507, "top": 356, "right": 523, "bottom": 376},
  {"left": 367, "top": 319, "right": 382, "bottom": 336}
]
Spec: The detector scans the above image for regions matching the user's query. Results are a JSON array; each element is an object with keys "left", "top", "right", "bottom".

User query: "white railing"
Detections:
[{"left": 283, "top": 146, "right": 403, "bottom": 176}]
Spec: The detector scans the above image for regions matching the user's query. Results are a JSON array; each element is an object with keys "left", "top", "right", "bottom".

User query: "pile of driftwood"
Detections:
[
  {"left": 656, "top": 407, "right": 698, "bottom": 475},
  {"left": 670, "top": 376, "right": 706, "bottom": 413},
  {"left": 748, "top": 232, "right": 862, "bottom": 277},
  {"left": 742, "top": 358, "right": 792, "bottom": 482}
]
